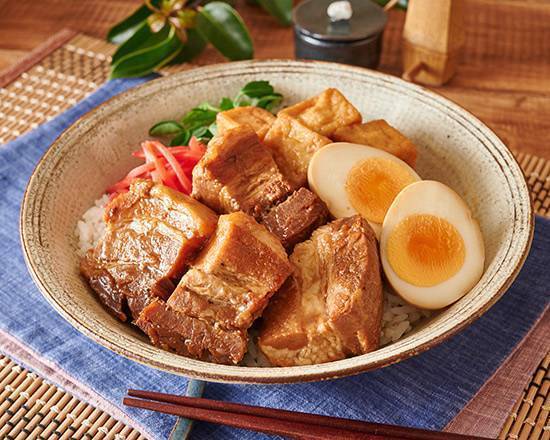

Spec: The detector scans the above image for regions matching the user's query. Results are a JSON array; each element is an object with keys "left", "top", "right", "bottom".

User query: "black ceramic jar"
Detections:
[{"left": 293, "top": 0, "right": 388, "bottom": 69}]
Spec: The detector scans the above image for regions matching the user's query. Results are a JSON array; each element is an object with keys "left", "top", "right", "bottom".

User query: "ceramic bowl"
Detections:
[{"left": 20, "top": 60, "right": 533, "bottom": 383}]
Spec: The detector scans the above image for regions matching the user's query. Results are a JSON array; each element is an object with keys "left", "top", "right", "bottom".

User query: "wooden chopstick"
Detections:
[
  {"left": 125, "top": 389, "right": 490, "bottom": 440},
  {"left": 124, "top": 396, "right": 378, "bottom": 439}
]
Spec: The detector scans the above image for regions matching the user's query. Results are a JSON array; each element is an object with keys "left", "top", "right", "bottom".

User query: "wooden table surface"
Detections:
[{"left": 0, "top": 0, "right": 549, "bottom": 159}]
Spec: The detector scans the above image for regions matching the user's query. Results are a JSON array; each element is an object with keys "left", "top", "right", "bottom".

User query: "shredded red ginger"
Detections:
[{"left": 107, "top": 137, "right": 206, "bottom": 198}]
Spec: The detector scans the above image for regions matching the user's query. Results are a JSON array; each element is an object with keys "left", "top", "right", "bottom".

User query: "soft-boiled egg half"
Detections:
[
  {"left": 380, "top": 180, "right": 485, "bottom": 309},
  {"left": 308, "top": 143, "right": 420, "bottom": 237}
]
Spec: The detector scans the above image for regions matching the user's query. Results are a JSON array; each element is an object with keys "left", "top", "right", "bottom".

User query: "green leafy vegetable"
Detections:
[
  {"left": 170, "top": 130, "right": 192, "bottom": 146},
  {"left": 196, "top": 2, "right": 253, "bottom": 60},
  {"left": 149, "top": 120, "right": 185, "bottom": 136},
  {"left": 235, "top": 81, "right": 282, "bottom": 110},
  {"left": 219, "top": 97, "right": 234, "bottom": 111},
  {"left": 182, "top": 108, "right": 218, "bottom": 131},
  {"left": 149, "top": 80, "right": 283, "bottom": 145},
  {"left": 238, "top": 80, "right": 274, "bottom": 98},
  {"left": 110, "top": 25, "right": 183, "bottom": 79},
  {"left": 256, "top": 0, "right": 292, "bottom": 26},
  {"left": 190, "top": 126, "right": 213, "bottom": 141}
]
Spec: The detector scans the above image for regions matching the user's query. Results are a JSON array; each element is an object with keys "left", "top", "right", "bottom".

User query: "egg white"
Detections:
[
  {"left": 308, "top": 142, "right": 420, "bottom": 237},
  {"left": 380, "top": 180, "right": 485, "bottom": 310}
]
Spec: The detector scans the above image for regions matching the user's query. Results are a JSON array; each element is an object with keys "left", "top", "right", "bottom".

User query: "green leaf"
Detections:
[
  {"left": 112, "top": 21, "right": 171, "bottom": 65},
  {"left": 196, "top": 2, "right": 253, "bottom": 60},
  {"left": 190, "top": 126, "right": 213, "bottom": 141},
  {"left": 219, "top": 97, "right": 234, "bottom": 111},
  {"left": 255, "top": 93, "right": 283, "bottom": 110},
  {"left": 257, "top": 0, "right": 292, "bottom": 26},
  {"left": 107, "top": 2, "right": 158, "bottom": 45},
  {"left": 168, "top": 28, "right": 207, "bottom": 64},
  {"left": 149, "top": 120, "right": 184, "bottom": 136},
  {"left": 239, "top": 80, "right": 274, "bottom": 98},
  {"left": 170, "top": 130, "right": 192, "bottom": 146},
  {"left": 109, "top": 25, "right": 183, "bottom": 78},
  {"left": 181, "top": 108, "right": 218, "bottom": 131},
  {"left": 197, "top": 102, "right": 220, "bottom": 112},
  {"left": 208, "top": 122, "right": 218, "bottom": 137}
]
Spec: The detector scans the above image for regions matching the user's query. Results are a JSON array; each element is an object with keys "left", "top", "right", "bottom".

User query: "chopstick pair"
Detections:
[{"left": 124, "top": 389, "right": 490, "bottom": 439}]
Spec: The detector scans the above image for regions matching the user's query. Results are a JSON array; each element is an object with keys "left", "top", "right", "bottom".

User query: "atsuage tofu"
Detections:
[
  {"left": 279, "top": 88, "right": 362, "bottom": 137},
  {"left": 263, "top": 114, "right": 331, "bottom": 189},
  {"left": 332, "top": 119, "right": 418, "bottom": 167}
]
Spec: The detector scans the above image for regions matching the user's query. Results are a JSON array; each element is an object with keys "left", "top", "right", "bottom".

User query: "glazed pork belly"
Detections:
[
  {"left": 192, "top": 126, "right": 328, "bottom": 247},
  {"left": 80, "top": 180, "right": 218, "bottom": 322},
  {"left": 261, "top": 187, "right": 329, "bottom": 250},
  {"left": 258, "top": 215, "right": 383, "bottom": 366},
  {"left": 137, "top": 211, "right": 292, "bottom": 364},
  {"left": 135, "top": 299, "right": 248, "bottom": 364},
  {"left": 192, "top": 126, "right": 292, "bottom": 219}
]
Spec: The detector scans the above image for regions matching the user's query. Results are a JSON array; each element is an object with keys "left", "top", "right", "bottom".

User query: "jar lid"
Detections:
[{"left": 293, "top": 0, "right": 387, "bottom": 43}]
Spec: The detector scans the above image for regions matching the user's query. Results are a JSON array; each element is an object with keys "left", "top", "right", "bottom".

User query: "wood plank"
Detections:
[
  {"left": 0, "top": 29, "right": 77, "bottom": 87},
  {"left": 0, "top": 0, "right": 139, "bottom": 51},
  {"left": 437, "top": 87, "right": 550, "bottom": 157},
  {"left": 0, "top": 49, "right": 27, "bottom": 72}
]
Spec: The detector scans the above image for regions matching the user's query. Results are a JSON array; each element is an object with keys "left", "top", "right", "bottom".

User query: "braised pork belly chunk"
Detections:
[
  {"left": 192, "top": 126, "right": 292, "bottom": 218},
  {"left": 137, "top": 211, "right": 292, "bottom": 364},
  {"left": 136, "top": 299, "right": 248, "bottom": 364},
  {"left": 80, "top": 180, "right": 218, "bottom": 321},
  {"left": 262, "top": 188, "right": 329, "bottom": 250},
  {"left": 258, "top": 215, "right": 383, "bottom": 366}
]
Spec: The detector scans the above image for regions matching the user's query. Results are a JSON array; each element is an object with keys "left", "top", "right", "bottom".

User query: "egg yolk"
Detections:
[
  {"left": 345, "top": 157, "right": 417, "bottom": 224},
  {"left": 386, "top": 214, "right": 465, "bottom": 287}
]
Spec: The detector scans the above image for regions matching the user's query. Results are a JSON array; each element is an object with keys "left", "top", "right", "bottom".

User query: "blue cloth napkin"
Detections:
[{"left": 1, "top": 78, "right": 549, "bottom": 440}]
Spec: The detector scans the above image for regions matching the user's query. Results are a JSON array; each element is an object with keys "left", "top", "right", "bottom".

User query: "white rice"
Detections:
[
  {"left": 380, "top": 290, "right": 431, "bottom": 346},
  {"left": 76, "top": 197, "right": 431, "bottom": 366},
  {"left": 75, "top": 194, "right": 109, "bottom": 255}
]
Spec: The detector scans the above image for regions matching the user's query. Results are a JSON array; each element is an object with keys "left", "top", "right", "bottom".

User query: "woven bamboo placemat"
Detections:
[{"left": 0, "top": 30, "right": 548, "bottom": 440}]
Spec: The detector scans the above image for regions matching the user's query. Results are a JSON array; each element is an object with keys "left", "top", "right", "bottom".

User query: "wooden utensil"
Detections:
[
  {"left": 123, "top": 389, "right": 491, "bottom": 439},
  {"left": 402, "top": 0, "right": 465, "bottom": 86}
]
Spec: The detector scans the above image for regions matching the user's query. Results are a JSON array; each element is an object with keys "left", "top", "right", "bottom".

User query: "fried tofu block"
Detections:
[
  {"left": 192, "top": 126, "right": 292, "bottom": 218},
  {"left": 81, "top": 180, "right": 218, "bottom": 321},
  {"left": 332, "top": 119, "right": 418, "bottom": 167},
  {"left": 263, "top": 114, "right": 331, "bottom": 188},
  {"left": 136, "top": 299, "right": 247, "bottom": 365},
  {"left": 168, "top": 212, "right": 292, "bottom": 330},
  {"left": 259, "top": 216, "right": 383, "bottom": 366},
  {"left": 279, "top": 88, "right": 362, "bottom": 137},
  {"left": 262, "top": 188, "right": 329, "bottom": 250},
  {"left": 216, "top": 106, "right": 276, "bottom": 141}
]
